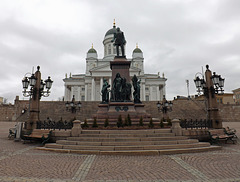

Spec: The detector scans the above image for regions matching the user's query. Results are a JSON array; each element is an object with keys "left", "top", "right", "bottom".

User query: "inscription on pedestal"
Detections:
[{"left": 115, "top": 106, "right": 129, "bottom": 112}]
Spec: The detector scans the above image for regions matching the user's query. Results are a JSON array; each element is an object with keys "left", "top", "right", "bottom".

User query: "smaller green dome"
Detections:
[
  {"left": 88, "top": 48, "right": 97, "bottom": 53},
  {"left": 133, "top": 47, "right": 142, "bottom": 53}
]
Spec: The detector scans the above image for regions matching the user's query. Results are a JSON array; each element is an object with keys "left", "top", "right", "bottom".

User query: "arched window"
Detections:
[
  {"left": 104, "top": 45, "right": 107, "bottom": 55},
  {"left": 108, "top": 44, "right": 111, "bottom": 55},
  {"left": 146, "top": 95, "right": 149, "bottom": 101}
]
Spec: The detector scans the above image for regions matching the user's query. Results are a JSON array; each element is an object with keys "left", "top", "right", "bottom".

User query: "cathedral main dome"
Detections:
[{"left": 105, "top": 25, "right": 117, "bottom": 37}]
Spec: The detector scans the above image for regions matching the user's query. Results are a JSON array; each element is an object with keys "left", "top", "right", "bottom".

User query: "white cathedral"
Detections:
[{"left": 63, "top": 23, "right": 167, "bottom": 102}]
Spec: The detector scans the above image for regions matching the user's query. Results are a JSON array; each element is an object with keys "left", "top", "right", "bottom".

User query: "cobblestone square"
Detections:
[{"left": 0, "top": 122, "right": 239, "bottom": 182}]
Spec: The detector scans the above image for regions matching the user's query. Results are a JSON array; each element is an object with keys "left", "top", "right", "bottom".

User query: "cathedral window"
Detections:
[
  {"left": 81, "top": 96, "right": 85, "bottom": 101},
  {"left": 104, "top": 45, "right": 107, "bottom": 55},
  {"left": 108, "top": 44, "right": 111, "bottom": 54},
  {"left": 146, "top": 95, "right": 149, "bottom": 101}
]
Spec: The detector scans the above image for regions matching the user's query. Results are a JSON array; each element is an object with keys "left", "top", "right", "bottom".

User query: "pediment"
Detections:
[
  {"left": 130, "top": 67, "right": 141, "bottom": 72},
  {"left": 89, "top": 63, "right": 111, "bottom": 72}
]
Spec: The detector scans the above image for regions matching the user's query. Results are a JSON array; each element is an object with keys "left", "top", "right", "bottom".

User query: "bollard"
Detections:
[
  {"left": 71, "top": 120, "right": 82, "bottom": 137},
  {"left": 171, "top": 119, "right": 183, "bottom": 136}
]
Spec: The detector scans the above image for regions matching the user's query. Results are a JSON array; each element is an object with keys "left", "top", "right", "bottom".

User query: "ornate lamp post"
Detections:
[
  {"left": 65, "top": 95, "right": 82, "bottom": 113},
  {"left": 22, "top": 66, "right": 53, "bottom": 130},
  {"left": 194, "top": 65, "right": 225, "bottom": 129},
  {"left": 157, "top": 96, "right": 173, "bottom": 119}
]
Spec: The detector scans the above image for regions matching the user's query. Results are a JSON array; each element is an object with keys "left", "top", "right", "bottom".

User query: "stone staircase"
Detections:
[{"left": 38, "top": 129, "right": 221, "bottom": 155}]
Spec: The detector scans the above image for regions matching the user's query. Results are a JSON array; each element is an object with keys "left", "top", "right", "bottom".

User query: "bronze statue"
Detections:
[
  {"left": 112, "top": 27, "right": 126, "bottom": 57},
  {"left": 122, "top": 78, "right": 132, "bottom": 101},
  {"left": 132, "top": 75, "right": 141, "bottom": 103},
  {"left": 111, "top": 73, "right": 132, "bottom": 102},
  {"left": 112, "top": 73, "right": 123, "bottom": 101},
  {"left": 101, "top": 78, "right": 110, "bottom": 103}
]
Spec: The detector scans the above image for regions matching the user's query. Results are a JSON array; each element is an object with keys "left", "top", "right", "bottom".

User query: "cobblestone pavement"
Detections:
[{"left": 0, "top": 122, "right": 239, "bottom": 182}]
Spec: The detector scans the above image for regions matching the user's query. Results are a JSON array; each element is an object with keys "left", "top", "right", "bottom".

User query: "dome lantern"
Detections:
[
  {"left": 132, "top": 43, "right": 143, "bottom": 58},
  {"left": 87, "top": 44, "right": 98, "bottom": 59}
]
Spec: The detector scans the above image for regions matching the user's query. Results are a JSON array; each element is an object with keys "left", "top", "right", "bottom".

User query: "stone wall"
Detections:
[
  {"left": 1, "top": 98, "right": 239, "bottom": 123},
  {"left": 0, "top": 104, "right": 15, "bottom": 121},
  {"left": 219, "top": 104, "right": 240, "bottom": 122},
  {"left": 15, "top": 99, "right": 207, "bottom": 123},
  {"left": 16, "top": 100, "right": 100, "bottom": 123}
]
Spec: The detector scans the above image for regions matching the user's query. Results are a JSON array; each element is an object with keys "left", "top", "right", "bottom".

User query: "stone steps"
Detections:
[
  {"left": 39, "top": 129, "right": 221, "bottom": 155},
  {"left": 72, "top": 133, "right": 175, "bottom": 138},
  {"left": 81, "top": 129, "right": 172, "bottom": 134},
  {"left": 67, "top": 136, "right": 188, "bottom": 142},
  {"left": 37, "top": 146, "right": 221, "bottom": 155},
  {"left": 56, "top": 139, "right": 199, "bottom": 146},
  {"left": 45, "top": 142, "right": 210, "bottom": 151}
]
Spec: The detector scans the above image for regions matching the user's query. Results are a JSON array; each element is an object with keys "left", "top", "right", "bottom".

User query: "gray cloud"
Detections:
[{"left": 0, "top": 0, "right": 239, "bottom": 103}]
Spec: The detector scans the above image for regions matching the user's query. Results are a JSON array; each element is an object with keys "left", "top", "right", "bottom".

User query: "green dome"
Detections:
[
  {"left": 133, "top": 47, "right": 142, "bottom": 53},
  {"left": 88, "top": 48, "right": 97, "bottom": 53},
  {"left": 105, "top": 25, "right": 117, "bottom": 37}
]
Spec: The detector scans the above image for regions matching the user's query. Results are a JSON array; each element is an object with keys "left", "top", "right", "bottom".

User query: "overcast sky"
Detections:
[{"left": 0, "top": 0, "right": 240, "bottom": 103}]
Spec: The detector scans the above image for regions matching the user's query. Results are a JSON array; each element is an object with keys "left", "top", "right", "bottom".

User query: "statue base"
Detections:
[
  {"left": 90, "top": 57, "right": 152, "bottom": 126},
  {"left": 92, "top": 101, "right": 151, "bottom": 125},
  {"left": 110, "top": 57, "right": 131, "bottom": 83}
]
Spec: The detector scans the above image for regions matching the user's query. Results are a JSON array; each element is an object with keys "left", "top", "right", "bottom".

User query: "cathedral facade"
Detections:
[{"left": 63, "top": 23, "right": 167, "bottom": 102}]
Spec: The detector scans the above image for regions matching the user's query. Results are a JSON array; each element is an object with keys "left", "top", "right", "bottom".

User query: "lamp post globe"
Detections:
[
  {"left": 29, "top": 74, "right": 37, "bottom": 87},
  {"left": 45, "top": 76, "right": 53, "bottom": 90},
  {"left": 22, "top": 77, "right": 29, "bottom": 89}
]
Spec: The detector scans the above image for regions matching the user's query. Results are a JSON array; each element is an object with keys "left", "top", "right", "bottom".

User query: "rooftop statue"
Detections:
[{"left": 112, "top": 27, "right": 126, "bottom": 57}]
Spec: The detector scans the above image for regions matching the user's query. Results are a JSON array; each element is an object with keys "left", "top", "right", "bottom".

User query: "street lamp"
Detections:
[
  {"left": 156, "top": 96, "right": 173, "bottom": 113},
  {"left": 65, "top": 95, "right": 82, "bottom": 113},
  {"left": 22, "top": 74, "right": 53, "bottom": 99},
  {"left": 22, "top": 66, "right": 53, "bottom": 130},
  {"left": 194, "top": 65, "right": 224, "bottom": 98},
  {"left": 194, "top": 65, "right": 224, "bottom": 129}
]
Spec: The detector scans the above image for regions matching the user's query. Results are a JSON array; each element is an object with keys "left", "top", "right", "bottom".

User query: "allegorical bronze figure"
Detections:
[
  {"left": 101, "top": 78, "right": 110, "bottom": 103},
  {"left": 112, "top": 73, "right": 123, "bottom": 101},
  {"left": 111, "top": 73, "right": 131, "bottom": 102},
  {"left": 132, "top": 75, "right": 141, "bottom": 103}
]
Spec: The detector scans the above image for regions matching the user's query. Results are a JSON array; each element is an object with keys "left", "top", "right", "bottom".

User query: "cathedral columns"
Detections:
[
  {"left": 64, "top": 86, "right": 71, "bottom": 101},
  {"left": 108, "top": 78, "right": 112, "bottom": 88},
  {"left": 91, "top": 78, "right": 95, "bottom": 101},
  {"left": 157, "top": 85, "right": 160, "bottom": 101},
  {"left": 100, "top": 77, "right": 103, "bottom": 98},
  {"left": 142, "top": 84, "right": 146, "bottom": 101},
  {"left": 160, "top": 86, "right": 163, "bottom": 101},
  {"left": 163, "top": 84, "right": 166, "bottom": 97},
  {"left": 85, "top": 84, "right": 88, "bottom": 101},
  {"left": 149, "top": 86, "right": 153, "bottom": 101}
]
